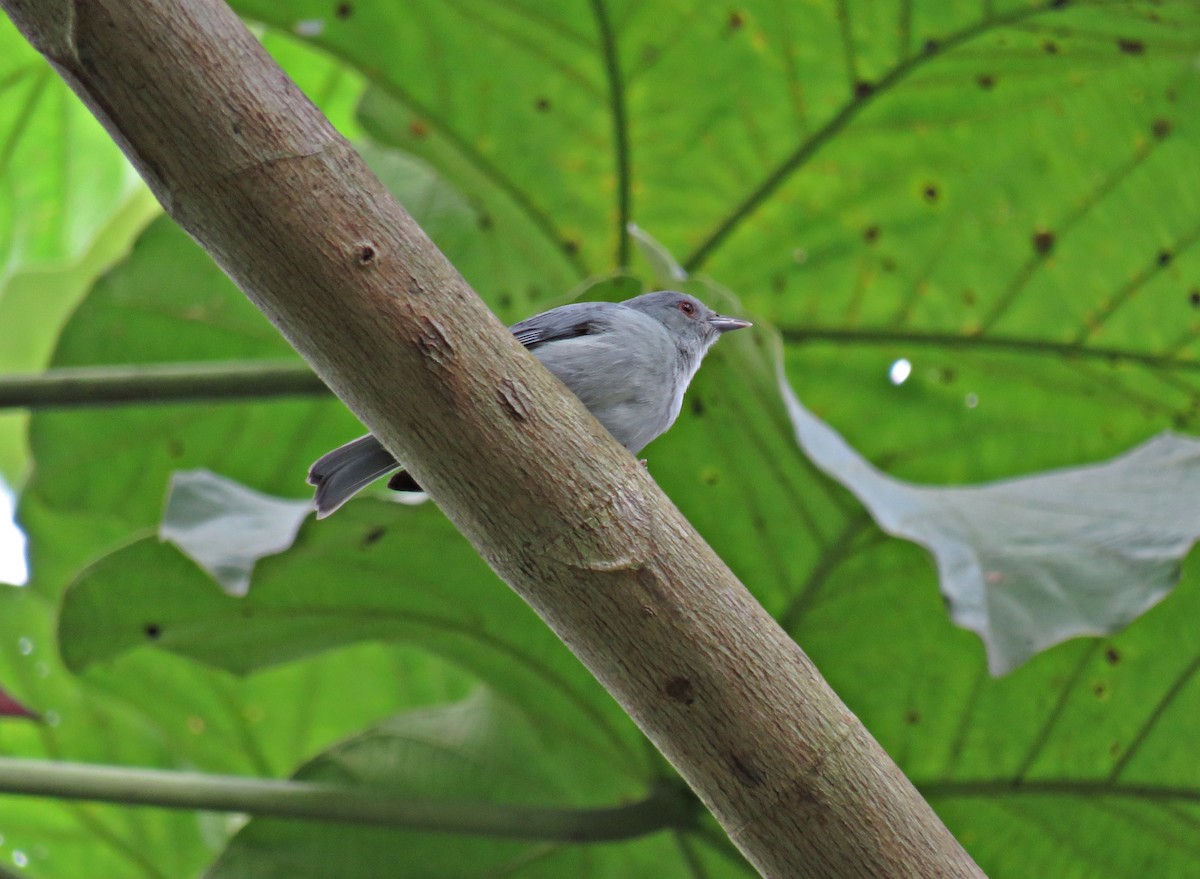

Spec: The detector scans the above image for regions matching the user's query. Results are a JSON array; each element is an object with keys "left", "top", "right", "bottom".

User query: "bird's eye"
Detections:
[{"left": 678, "top": 300, "right": 696, "bottom": 317}]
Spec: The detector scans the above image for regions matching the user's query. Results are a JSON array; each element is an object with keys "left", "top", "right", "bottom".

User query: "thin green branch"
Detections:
[
  {"left": 9, "top": 316, "right": 1197, "bottom": 416},
  {"left": 922, "top": 779, "right": 1200, "bottom": 804},
  {"left": 0, "top": 758, "right": 696, "bottom": 842},
  {"left": 0, "top": 361, "right": 327, "bottom": 409},
  {"left": 681, "top": 0, "right": 1073, "bottom": 272},
  {"left": 782, "top": 327, "right": 1200, "bottom": 373},
  {"left": 589, "top": 0, "right": 632, "bottom": 267}
]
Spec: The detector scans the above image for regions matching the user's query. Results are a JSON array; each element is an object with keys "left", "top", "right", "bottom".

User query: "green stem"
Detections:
[
  {"left": 921, "top": 779, "right": 1200, "bottom": 803},
  {"left": 0, "top": 758, "right": 696, "bottom": 842},
  {"left": 0, "top": 361, "right": 327, "bottom": 409},
  {"left": 782, "top": 327, "right": 1200, "bottom": 373}
]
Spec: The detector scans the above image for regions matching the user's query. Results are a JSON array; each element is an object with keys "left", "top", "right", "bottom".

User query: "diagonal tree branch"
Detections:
[{"left": 0, "top": 1, "right": 984, "bottom": 876}]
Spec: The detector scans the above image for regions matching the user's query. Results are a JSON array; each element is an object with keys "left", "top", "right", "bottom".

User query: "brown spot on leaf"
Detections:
[
  {"left": 1188, "top": 289, "right": 1200, "bottom": 308},
  {"left": 922, "top": 38, "right": 940, "bottom": 55},
  {"left": 563, "top": 239, "right": 580, "bottom": 255},
  {"left": 1104, "top": 646, "right": 1121, "bottom": 665},
  {"left": 361, "top": 526, "right": 386, "bottom": 548},
  {"left": 356, "top": 243, "right": 376, "bottom": 265},
  {"left": 905, "top": 710, "right": 921, "bottom": 725},
  {"left": 335, "top": 2, "right": 353, "bottom": 19},
  {"left": 1043, "top": 40, "right": 1059, "bottom": 54},
  {"left": 727, "top": 10, "right": 745, "bottom": 30},
  {"left": 1151, "top": 118, "right": 1172, "bottom": 140},
  {"left": 976, "top": 73, "right": 996, "bottom": 90},
  {"left": 854, "top": 80, "right": 874, "bottom": 99},
  {"left": 922, "top": 183, "right": 940, "bottom": 203},
  {"left": 535, "top": 97, "right": 551, "bottom": 112},
  {"left": 1033, "top": 230, "right": 1056, "bottom": 256},
  {"left": 1158, "top": 249, "right": 1173, "bottom": 267},
  {"left": 145, "top": 624, "right": 162, "bottom": 639},
  {"left": 863, "top": 225, "right": 880, "bottom": 244},
  {"left": 409, "top": 118, "right": 429, "bottom": 138},
  {"left": 1116, "top": 38, "right": 1144, "bottom": 55}
]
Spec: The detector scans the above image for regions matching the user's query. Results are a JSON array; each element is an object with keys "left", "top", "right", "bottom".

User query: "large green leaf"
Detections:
[
  {"left": 0, "top": 17, "right": 144, "bottom": 281},
  {"left": 0, "top": 578, "right": 479, "bottom": 878},
  {"left": 5, "top": 0, "right": 1200, "bottom": 877},
  {"left": 56, "top": 512, "right": 751, "bottom": 877},
  {"left": 58, "top": 507, "right": 642, "bottom": 769}
]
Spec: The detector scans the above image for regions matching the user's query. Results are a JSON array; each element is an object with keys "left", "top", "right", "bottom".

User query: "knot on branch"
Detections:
[
  {"left": 497, "top": 377, "right": 533, "bottom": 422},
  {"left": 415, "top": 317, "right": 453, "bottom": 365}
]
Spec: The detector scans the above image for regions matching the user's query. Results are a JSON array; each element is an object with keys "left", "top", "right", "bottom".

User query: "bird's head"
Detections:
[{"left": 623, "top": 291, "right": 751, "bottom": 353}]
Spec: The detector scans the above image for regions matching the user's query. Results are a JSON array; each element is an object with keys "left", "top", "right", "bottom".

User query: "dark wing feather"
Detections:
[{"left": 509, "top": 301, "right": 622, "bottom": 350}]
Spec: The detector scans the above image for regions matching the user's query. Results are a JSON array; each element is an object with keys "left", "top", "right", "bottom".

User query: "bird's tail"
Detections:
[{"left": 307, "top": 434, "right": 399, "bottom": 518}]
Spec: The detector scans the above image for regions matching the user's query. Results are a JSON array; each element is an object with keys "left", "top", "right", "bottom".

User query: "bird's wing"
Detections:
[{"left": 509, "top": 301, "right": 623, "bottom": 350}]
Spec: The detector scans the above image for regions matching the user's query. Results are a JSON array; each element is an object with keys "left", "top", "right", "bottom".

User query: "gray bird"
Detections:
[{"left": 308, "top": 290, "right": 751, "bottom": 517}]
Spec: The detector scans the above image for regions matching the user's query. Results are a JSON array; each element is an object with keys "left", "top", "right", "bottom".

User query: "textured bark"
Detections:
[{"left": 1, "top": 1, "right": 986, "bottom": 876}]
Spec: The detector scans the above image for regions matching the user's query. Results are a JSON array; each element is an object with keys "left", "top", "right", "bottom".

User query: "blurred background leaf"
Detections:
[{"left": 2, "top": 1, "right": 1200, "bottom": 877}]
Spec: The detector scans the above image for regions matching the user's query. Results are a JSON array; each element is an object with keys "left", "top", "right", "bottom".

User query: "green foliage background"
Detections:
[{"left": 2, "top": 1, "right": 1200, "bottom": 876}]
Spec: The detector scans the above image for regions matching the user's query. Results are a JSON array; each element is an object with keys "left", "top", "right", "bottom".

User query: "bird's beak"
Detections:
[{"left": 708, "top": 314, "right": 752, "bottom": 334}]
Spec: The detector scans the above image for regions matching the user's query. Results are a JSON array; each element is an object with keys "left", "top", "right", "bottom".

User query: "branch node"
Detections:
[
  {"left": 415, "top": 317, "right": 454, "bottom": 366},
  {"left": 496, "top": 377, "right": 533, "bottom": 423}
]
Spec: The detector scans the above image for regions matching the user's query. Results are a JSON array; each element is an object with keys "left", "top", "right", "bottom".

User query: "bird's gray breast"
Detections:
[{"left": 531, "top": 310, "right": 682, "bottom": 454}]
